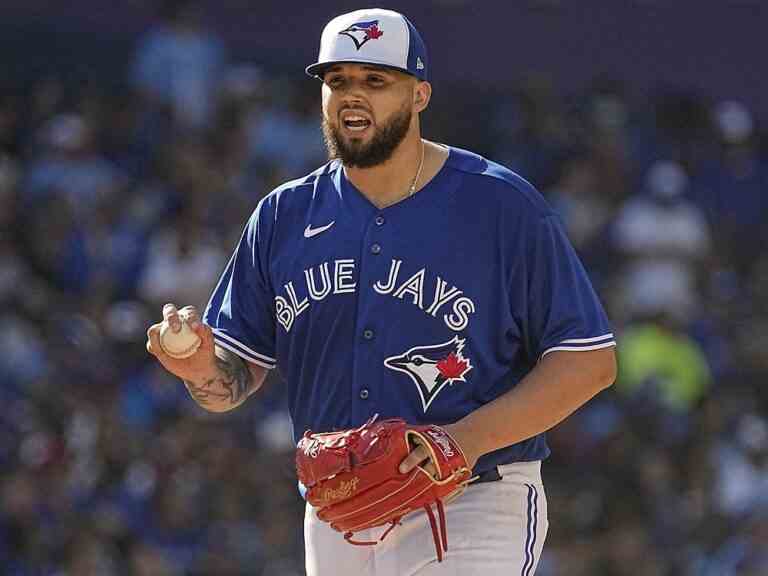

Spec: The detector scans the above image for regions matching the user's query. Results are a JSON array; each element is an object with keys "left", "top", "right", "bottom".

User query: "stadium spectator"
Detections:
[
  {"left": 130, "top": 0, "right": 227, "bottom": 132},
  {"left": 612, "top": 160, "right": 712, "bottom": 324}
]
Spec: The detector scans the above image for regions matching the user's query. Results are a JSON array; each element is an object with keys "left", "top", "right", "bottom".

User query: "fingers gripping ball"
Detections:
[
  {"left": 159, "top": 310, "right": 202, "bottom": 359},
  {"left": 296, "top": 416, "right": 472, "bottom": 563}
]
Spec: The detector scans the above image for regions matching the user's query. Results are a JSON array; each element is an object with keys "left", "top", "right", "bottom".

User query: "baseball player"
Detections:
[{"left": 146, "top": 8, "right": 617, "bottom": 575}]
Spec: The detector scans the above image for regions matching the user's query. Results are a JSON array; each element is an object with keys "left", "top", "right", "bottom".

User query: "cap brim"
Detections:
[{"left": 305, "top": 60, "right": 417, "bottom": 80}]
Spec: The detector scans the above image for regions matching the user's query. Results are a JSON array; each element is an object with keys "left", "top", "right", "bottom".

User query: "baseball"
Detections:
[{"left": 159, "top": 312, "right": 202, "bottom": 359}]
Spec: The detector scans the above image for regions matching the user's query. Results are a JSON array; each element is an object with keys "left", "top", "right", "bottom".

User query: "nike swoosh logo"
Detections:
[{"left": 304, "top": 221, "right": 335, "bottom": 238}]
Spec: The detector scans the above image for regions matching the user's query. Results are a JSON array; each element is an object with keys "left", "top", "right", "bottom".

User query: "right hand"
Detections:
[{"left": 146, "top": 303, "right": 217, "bottom": 382}]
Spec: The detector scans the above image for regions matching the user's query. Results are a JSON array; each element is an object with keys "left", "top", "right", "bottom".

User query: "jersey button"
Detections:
[
  {"left": 359, "top": 389, "right": 370, "bottom": 400},
  {"left": 375, "top": 215, "right": 385, "bottom": 226},
  {"left": 371, "top": 243, "right": 382, "bottom": 255},
  {"left": 363, "top": 329, "right": 374, "bottom": 340}
]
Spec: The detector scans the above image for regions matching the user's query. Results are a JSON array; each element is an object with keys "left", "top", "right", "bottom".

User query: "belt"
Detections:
[{"left": 470, "top": 467, "right": 502, "bottom": 484}]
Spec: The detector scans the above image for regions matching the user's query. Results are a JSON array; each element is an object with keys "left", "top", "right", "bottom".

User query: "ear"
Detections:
[{"left": 413, "top": 81, "right": 432, "bottom": 113}]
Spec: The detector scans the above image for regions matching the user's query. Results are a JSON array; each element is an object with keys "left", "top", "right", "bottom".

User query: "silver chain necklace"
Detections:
[{"left": 408, "top": 140, "right": 426, "bottom": 198}]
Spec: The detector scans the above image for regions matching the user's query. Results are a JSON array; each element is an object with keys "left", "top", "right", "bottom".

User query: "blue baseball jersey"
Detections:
[{"left": 204, "top": 146, "right": 615, "bottom": 474}]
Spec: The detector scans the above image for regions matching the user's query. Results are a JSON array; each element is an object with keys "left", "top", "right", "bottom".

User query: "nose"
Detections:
[
  {"left": 336, "top": 77, "right": 372, "bottom": 100},
  {"left": 340, "top": 93, "right": 365, "bottom": 108}
]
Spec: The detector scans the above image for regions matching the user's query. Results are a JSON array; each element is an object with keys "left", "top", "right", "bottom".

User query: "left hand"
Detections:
[{"left": 398, "top": 422, "right": 480, "bottom": 477}]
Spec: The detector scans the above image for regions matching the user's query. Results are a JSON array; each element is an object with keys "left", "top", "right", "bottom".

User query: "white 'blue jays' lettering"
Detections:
[{"left": 276, "top": 258, "right": 476, "bottom": 333}]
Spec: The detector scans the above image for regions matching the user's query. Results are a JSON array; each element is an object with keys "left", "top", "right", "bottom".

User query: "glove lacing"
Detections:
[{"left": 343, "top": 499, "right": 449, "bottom": 562}]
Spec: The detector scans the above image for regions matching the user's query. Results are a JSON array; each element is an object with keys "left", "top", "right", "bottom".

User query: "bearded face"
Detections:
[{"left": 322, "top": 99, "right": 412, "bottom": 168}]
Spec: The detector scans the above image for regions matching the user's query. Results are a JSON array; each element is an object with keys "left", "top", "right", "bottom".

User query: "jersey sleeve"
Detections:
[
  {"left": 523, "top": 214, "right": 615, "bottom": 359},
  {"left": 203, "top": 200, "right": 277, "bottom": 370}
]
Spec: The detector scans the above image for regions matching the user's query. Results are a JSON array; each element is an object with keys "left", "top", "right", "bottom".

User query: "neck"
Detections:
[{"left": 344, "top": 132, "right": 425, "bottom": 209}]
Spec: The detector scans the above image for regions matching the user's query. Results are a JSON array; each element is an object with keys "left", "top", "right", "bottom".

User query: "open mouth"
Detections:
[{"left": 341, "top": 111, "right": 373, "bottom": 132}]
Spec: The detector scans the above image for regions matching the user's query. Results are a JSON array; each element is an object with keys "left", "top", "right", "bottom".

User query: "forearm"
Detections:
[
  {"left": 449, "top": 348, "right": 617, "bottom": 462},
  {"left": 183, "top": 346, "right": 260, "bottom": 412}
]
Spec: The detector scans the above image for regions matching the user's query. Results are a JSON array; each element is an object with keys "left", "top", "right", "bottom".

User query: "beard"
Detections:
[{"left": 322, "top": 103, "right": 412, "bottom": 168}]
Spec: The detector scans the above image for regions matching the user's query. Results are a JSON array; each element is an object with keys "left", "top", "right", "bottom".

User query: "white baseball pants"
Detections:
[{"left": 305, "top": 460, "right": 548, "bottom": 576}]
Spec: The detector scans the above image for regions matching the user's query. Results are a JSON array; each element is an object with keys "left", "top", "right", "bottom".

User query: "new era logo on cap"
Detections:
[{"left": 306, "top": 9, "right": 428, "bottom": 81}]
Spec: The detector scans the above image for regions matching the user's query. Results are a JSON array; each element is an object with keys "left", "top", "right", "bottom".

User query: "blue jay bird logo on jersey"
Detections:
[
  {"left": 384, "top": 337, "right": 473, "bottom": 412},
  {"left": 338, "top": 20, "right": 384, "bottom": 50}
]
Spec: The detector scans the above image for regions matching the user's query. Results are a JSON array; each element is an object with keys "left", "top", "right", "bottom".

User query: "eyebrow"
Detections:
[{"left": 325, "top": 65, "right": 394, "bottom": 75}]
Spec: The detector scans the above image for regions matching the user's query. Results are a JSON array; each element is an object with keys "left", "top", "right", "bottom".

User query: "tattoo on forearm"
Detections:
[
  {"left": 185, "top": 378, "right": 232, "bottom": 407},
  {"left": 214, "top": 347, "right": 253, "bottom": 404},
  {"left": 184, "top": 348, "right": 253, "bottom": 409}
]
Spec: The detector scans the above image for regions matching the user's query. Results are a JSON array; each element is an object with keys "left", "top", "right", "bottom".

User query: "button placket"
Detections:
[{"left": 351, "top": 212, "right": 392, "bottom": 420}]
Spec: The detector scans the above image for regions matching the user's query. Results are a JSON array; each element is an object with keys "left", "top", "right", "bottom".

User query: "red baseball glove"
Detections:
[{"left": 296, "top": 415, "right": 472, "bottom": 562}]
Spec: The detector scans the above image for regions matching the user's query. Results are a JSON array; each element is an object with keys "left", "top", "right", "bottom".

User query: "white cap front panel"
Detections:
[{"left": 317, "top": 9, "right": 409, "bottom": 71}]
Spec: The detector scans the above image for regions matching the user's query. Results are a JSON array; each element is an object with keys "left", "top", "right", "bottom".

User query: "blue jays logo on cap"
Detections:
[
  {"left": 339, "top": 20, "right": 384, "bottom": 50},
  {"left": 385, "top": 337, "right": 473, "bottom": 412},
  {"left": 306, "top": 9, "right": 429, "bottom": 81}
]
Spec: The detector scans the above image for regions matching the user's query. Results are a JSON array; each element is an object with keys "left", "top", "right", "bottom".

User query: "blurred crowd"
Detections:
[{"left": 1, "top": 1, "right": 767, "bottom": 575}]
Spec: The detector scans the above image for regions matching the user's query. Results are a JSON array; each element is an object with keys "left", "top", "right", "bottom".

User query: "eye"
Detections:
[
  {"left": 325, "top": 75, "right": 344, "bottom": 89},
  {"left": 367, "top": 75, "right": 385, "bottom": 86},
  {"left": 412, "top": 355, "right": 428, "bottom": 366}
]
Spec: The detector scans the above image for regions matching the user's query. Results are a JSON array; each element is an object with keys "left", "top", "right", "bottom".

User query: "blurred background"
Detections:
[{"left": 0, "top": 1, "right": 766, "bottom": 574}]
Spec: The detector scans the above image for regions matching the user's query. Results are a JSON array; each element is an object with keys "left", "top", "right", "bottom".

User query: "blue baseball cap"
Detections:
[{"left": 306, "top": 9, "right": 428, "bottom": 81}]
